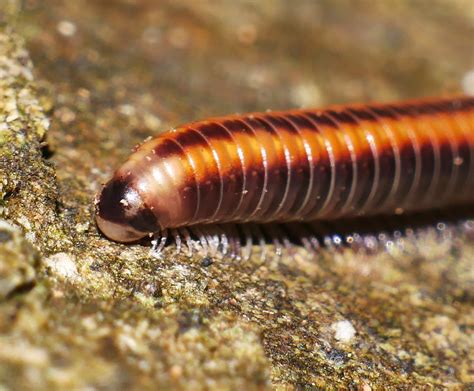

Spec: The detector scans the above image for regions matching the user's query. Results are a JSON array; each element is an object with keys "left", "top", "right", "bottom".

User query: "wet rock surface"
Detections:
[{"left": 0, "top": 0, "right": 473, "bottom": 389}]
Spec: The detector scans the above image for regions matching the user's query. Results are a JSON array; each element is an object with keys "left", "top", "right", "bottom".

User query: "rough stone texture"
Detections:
[
  {"left": 0, "top": 219, "right": 38, "bottom": 299},
  {"left": 0, "top": 16, "right": 67, "bottom": 254},
  {"left": 0, "top": 0, "right": 473, "bottom": 389}
]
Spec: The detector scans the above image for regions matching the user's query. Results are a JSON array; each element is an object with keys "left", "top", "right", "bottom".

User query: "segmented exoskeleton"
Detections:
[{"left": 95, "top": 96, "right": 474, "bottom": 258}]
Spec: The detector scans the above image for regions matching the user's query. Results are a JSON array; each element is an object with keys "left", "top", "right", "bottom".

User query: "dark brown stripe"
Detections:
[
  {"left": 152, "top": 137, "right": 199, "bottom": 195},
  {"left": 196, "top": 122, "right": 232, "bottom": 139},
  {"left": 348, "top": 107, "right": 377, "bottom": 122},
  {"left": 153, "top": 137, "right": 187, "bottom": 158},
  {"left": 326, "top": 109, "right": 359, "bottom": 125},
  {"left": 285, "top": 112, "right": 318, "bottom": 131},
  {"left": 303, "top": 111, "right": 339, "bottom": 128},
  {"left": 383, "top": 97, "right": 474, "bottom": 116},
  {"left": 167, "top": 128, "right": 207, "bottom": 150},
  {"left": 370, "top": 106, "right": 398, "bottom": 119},
  {"left": 261, "top": 113, "right": 300, "bottom": 135},
  {"left": 164, "top": 97, "right": 474, "bottom": 150}
]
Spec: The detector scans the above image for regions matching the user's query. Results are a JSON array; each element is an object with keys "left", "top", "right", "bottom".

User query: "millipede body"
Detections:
[{"left": 95, "top": 96, "right": 474, "bottom": 243}]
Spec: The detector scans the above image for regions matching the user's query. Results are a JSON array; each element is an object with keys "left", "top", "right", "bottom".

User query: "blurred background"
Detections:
[
  {"left": 0, "top": 0, "right": 472, "bottom": 389},
  {"left": 17, "top": 0, "right": 474, "bottom": 199},
  {"left": 20, "top": 0, "right": 474, "bottom": 119}
]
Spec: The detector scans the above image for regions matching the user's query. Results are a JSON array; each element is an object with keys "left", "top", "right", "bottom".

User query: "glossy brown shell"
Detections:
[{"left": 95, "top": 96, "right": 474, "bottom": 242}]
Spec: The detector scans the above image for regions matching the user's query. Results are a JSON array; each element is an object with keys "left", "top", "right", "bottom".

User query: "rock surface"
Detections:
[{"left": 0, "top": 0, "right": 473, "bottom": 389}]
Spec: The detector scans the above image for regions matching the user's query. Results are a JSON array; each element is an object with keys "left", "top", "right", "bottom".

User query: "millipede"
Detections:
[{"left": 95, "top": 95, "right": 474, "bottom": 259}]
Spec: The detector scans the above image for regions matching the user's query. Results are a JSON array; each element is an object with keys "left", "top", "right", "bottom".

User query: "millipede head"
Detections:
[{"left": 95, "top": 176, "right": 157, "bottom": 242}]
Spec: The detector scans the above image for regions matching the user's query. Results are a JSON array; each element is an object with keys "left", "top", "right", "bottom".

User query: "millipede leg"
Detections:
[
  {"left": 179, "top": 227, "right": 194, "bottom": 258},
  {"left": 171, "top": 228, "right": 182, "bottom": 256},
  {"left": 241, "top": 224, "right": 254, "bottom": 262},
  {"left": 261, "top": 224, "right": 284, "bottom": 259},
  {"left": 202, "top": 226, "right": 220, "bottom": 258},
  {"left": 216, "top": 225, "right": 229, "bottom": 257},
  {"left": 226, "top": 224, "right": 242, "bottom": 261},
  {"left": 150, "top": 229, "right": 168, "bottom": 258},
  {"left": 193, "top": 226, "right": 210, "bottom": 257},
  {"left": 462, "top": 219, "right": 474, "bottom": 241},
  {"left": 278, "top": 224, "right": 296, "bottom": 256}
]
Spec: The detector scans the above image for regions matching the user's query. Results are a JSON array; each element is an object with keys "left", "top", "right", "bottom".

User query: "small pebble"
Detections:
[
  {"left": 331, "top": 320, "right": 356, "bottom": 342},
  {"left": 57, "top": 20, "right": 77, "bottom": 37},
  {"left": 44, "top": 252, "right": 79, "bottom": 281},
  {"left": 201, "top": 256, "right": 213, "bottom": 267}
]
